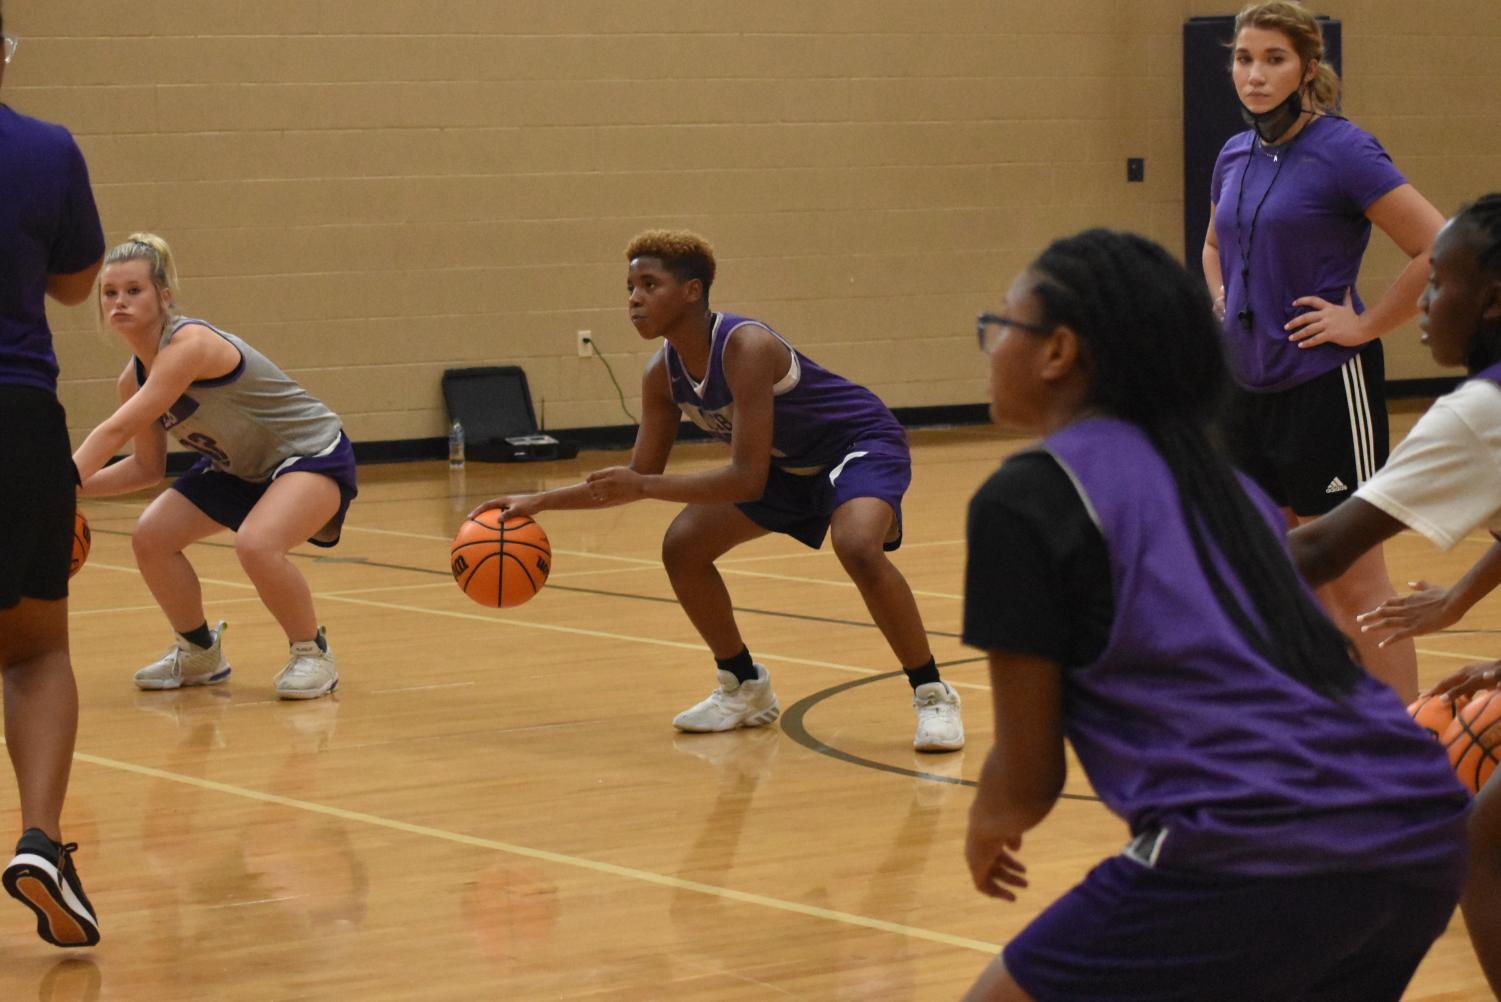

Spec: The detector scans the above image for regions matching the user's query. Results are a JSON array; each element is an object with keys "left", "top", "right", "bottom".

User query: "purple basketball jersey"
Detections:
[
  {"left": 662, "top": 312, "right": 906, "bottom": 473},
  {"left": 1042, "top": 417, "right": 1468, "bottom": 879}
]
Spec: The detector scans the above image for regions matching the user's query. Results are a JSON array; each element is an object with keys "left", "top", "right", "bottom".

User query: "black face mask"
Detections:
[{"left": 1239, "top": 88, "right": 1304, "bottom": 144}]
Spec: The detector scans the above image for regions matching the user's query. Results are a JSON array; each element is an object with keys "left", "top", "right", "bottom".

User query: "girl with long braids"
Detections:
[
  {"left": 961, "top": 229, "right": 1468, "bottom": 1002},
  {"left": 1202, "top": 1, "right": 1445, "bottom": 702},
  {"left": 1292, "top": 194, "right": 1501, "bottom": 997}
]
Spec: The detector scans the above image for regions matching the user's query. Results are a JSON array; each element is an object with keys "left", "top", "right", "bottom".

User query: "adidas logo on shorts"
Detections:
[{"left": 1324, "top": 476, "right": 1349, "bottom": 494}]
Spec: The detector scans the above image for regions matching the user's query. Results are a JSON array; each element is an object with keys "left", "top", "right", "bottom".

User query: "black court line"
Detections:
[
  {"left": 778, "top": 666, "right": 1103, "bottom": 802},
  {"left": 88, "top": 527, "right": 964, "bottom": 638}
]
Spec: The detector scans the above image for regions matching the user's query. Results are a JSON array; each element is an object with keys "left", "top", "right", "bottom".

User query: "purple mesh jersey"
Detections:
[
  {"left": 663, "top": 312, "right": 908, "bottom": 473},
  {"left": 1211, "top": 116, "right": 1406, "bottom": 392},
  {"left": 1042, "top": 417, "right": 1468, "bottom": 879}
]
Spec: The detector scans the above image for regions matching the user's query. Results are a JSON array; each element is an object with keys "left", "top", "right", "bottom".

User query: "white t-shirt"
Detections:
[{"left": 1355, "top": 379, "right": 1501, "bottom": 549}]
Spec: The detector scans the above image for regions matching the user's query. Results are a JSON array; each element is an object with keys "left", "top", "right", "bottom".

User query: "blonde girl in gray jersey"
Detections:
[{"left": 72, "top": 234, "right": 356, "bottom": 700}]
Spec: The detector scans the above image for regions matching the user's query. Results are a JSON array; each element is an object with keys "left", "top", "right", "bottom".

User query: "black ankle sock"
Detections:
[
  {"left": 903, "top": 658, "right": 940, "bottom": 689},
  {"left": 715, "top": 647, "right": 758, "bottom": 683},
  {"left": 180, "top": 622, "right": 214, "bottom": 650},
  {"left": 16, "top": 828, "right": 60, "bottom": 861},
  {"left": 314, "top": 630, "right": 327, "bottom": 653}
]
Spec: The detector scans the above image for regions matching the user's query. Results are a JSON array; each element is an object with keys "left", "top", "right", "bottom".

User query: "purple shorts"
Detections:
[
  {"left": 736, "top": 441, "right": 911, "bottom": 551},
  {"left": 171, "top": 433, "right": 358, "bottom": 548},
  {"left": 1003, "top": 854, "right": 1460, "bottom": 1002}
]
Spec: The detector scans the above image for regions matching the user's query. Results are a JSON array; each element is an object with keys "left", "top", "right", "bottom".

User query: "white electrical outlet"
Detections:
[{"left": 576, "top": 330, "right": 594, "bottom": 357}]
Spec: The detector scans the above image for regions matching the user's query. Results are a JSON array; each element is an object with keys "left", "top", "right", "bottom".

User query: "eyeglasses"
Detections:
[
  {"left": 976, "top": 311, "right": 1052, "bottom": 353},
  {"left": 2, "top": 35, "right": 17, "bottom": 65}
]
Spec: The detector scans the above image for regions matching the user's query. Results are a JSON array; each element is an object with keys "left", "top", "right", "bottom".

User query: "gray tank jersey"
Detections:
[{"left": 134, "top": 316, "right": 343, "bottom": 481}]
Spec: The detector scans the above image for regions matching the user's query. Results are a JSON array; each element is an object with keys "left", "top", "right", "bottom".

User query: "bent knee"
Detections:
[
  {"left": 233, "top": 530, "right": 286, "bottom": 568},
  {"left": 661, "top": 526, "right": 709, "bottom": 575},
  {"left": 132, "top": 514, "right": 179, "bottom": 559},
  {"left": 831, "top": 535, "right": 886, "bottom": 581}
]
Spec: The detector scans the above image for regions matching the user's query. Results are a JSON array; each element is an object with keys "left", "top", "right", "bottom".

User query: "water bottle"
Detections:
[{"left": 448, "top": 419, "right": 465, "bottom": 470}]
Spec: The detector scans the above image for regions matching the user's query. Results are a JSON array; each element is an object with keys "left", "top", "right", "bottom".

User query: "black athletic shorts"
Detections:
[
  {"left": 0, "top": 386, "right": 77, "bottom": 607},
  {"left": 1223, "top": 339, "right": 1389, "bottom": 518}
]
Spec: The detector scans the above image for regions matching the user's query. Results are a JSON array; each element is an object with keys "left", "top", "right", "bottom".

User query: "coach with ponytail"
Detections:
[{"left": 1202, "top": 1, "right": 1444, "bottom": 702}]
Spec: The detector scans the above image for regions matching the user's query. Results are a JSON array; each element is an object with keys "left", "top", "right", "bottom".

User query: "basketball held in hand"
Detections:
[
  {"left": 1442, "top": 688, "right": 1501, "bottom": 795},
  {"left": 70, "top": 509, "right": 91, "bottom": 578},
  {"left": 451, "top": 510, "right": 551, "bottom": 608}
]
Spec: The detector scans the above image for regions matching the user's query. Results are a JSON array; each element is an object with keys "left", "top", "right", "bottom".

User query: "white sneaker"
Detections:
[
  {"left": 913, "top": 681, "right": 964, "bottom": 752},
  {"left": 673, "top": 666, "right": 780, "bottom": 733},
  {"left": 133, "top": 621, "right": 231, "bottom": 690},
  {"left": 273, "top": 628, "right": 338, "bottom": 700}
]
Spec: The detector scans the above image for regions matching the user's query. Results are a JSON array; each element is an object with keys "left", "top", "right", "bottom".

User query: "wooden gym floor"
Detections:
[{"left": 1, "top": 417, "right": 1492, "bottom": 1000}]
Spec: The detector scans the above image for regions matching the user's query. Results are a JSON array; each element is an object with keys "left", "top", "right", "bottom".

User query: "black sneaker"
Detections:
[{"left": 3, "top": 829, "right": 100, "bottom": 947}]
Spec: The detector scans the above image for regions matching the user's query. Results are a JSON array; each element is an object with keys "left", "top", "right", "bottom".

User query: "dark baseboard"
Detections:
[
  {"left": 892, "top": 403, "right": 991, "bottom": 427},
  {"left": 1387, "top": 376, "right": 1461, "bottom": 399},
  {"left": 155, "top": 388, "right": 1451, "bottom": 473},
  {"left": 339, "top": 403, "right": 992, "bottom": 467}
]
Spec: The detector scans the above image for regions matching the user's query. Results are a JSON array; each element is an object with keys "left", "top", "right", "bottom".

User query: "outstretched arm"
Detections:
[
  {"left": 586, "top": 326, "right": 781, "bottom": 506},
  {"left": 1357, "top": 539, "right": 1501, "bottom": 647},
  {"left": 73, "top": 326, "right": 236, "bottom": 484},
  {"left": 78, "top": 361, "right": 169, "bottom": 497},
  {"left": 966, "top": 650, "right": 1065, "bottom": 901},
  {"left": 1425, "top": 660, "right": 1501, "bottom": 704},
  {"left": 470, "top": 350, "right": 682, "bottom": 520},
  {"left": 1289, "top": 497, "right": 1405, "bottom": 588}
]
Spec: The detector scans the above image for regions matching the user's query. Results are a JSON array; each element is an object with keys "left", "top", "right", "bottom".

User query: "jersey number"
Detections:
[{"left": 181, "top": 432, "right": 230, "bottom": 464}]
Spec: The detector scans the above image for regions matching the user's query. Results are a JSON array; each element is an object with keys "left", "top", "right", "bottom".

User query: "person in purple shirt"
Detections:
[
  {"left": 473, "top": 229, "right": 964, "bottom": 752},
  {"left": 0, "top": 1, "right": 105, "bottom": 948},
  {"left": 1201, "top": 1, "right": 1445, "bottom": 703},
  {"left": 1292, "top": 194, "right": 1501, "bottom": 998},
  {"left": 963, "top": 228, "right": 1467, "bottom": 1002}
]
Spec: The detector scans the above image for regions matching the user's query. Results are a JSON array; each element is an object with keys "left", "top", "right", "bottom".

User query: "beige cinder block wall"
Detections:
[{"left": 7, "top": 1, "right": 1499, "bottom": 450}]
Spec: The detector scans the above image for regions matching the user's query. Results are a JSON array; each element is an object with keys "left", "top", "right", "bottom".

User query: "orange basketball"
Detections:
[
  {"left": 1408, "top": 691, "right": 1467, "bottom": 741},
  {"left": 69, "top": 509, "right": 91, "bottom": 578},
  {"left": 450, "top": 510, "right": 551, "bottom": 608},
  {"left": 1441, "top": 688, "right": 1501, "bottom": 795}
]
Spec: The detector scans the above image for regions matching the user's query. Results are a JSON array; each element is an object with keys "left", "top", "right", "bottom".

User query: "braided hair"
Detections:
[
  {"left": 1451, "top": 193, "right": 1501, "bottom": 373},
  {"left": 1029, "top": 228, "right": 1362, "bottom": 697}
]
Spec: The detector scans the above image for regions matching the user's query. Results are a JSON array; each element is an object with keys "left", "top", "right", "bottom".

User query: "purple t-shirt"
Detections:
[
  {"left": 1211, "top": 116, "right": 1406, "bottom": 392},
  {"left": 663, "top": 312, "right": 907, "bottom": 473},
  {"left": 0, "top": 105, "right": 105, "bottom": 394},
  {"left": 1042, "top": 416, "right": 1469, "bottom": 880}
]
